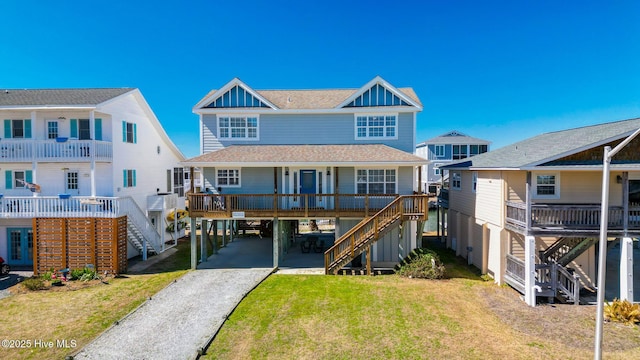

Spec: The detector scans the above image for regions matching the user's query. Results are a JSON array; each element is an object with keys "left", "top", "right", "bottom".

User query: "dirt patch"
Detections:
[
  {"left": 9, "top": 277, "right": 111, "bottom": 295},
  {"left": 477, "top": 284, "right": 640, "bottom": 351}
]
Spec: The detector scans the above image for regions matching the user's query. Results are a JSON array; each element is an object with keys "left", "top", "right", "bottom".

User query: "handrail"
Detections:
[
  {"left": 556, "top": 264, "right": 580, "bottom": 305},
  {"left": 0, "top": 139, "right": 112, "bottom": 162},
  {"left": 118, "top": 196, "right": 163, "bottom": 254},
  {"left": 324, "top": 195, "right": 428, "bottom": 274}
]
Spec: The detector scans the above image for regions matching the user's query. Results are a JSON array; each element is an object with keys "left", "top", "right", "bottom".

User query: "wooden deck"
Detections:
[
  {"left": 187, "top": 193, "right": 401, "bottom": 219},
  {"left": 505, "top": 201, "right": 640, "bottom": 236}
]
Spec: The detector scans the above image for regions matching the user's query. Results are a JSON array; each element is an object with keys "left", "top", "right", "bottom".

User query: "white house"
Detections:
[{"left": 0, "top": 88, "right": 186, "bottom": 273}]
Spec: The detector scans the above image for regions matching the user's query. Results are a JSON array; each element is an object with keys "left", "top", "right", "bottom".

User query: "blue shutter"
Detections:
[
  {"left": 132, "top": 169, "right": 137, "bottom": 187},
  {"left": 5, "top": 170, "right": 12, "bottom": 189},
  {"left": 123, "top": 169, "right": 128, "bottom": 187},
  {"left": 4, "top": 120, "right": 11, "bottom": 138},
  {"left": 122, "top": 121, "right": 126, "bottom": 142},
  {"left": 24, "top": 119, "right": 31, "bottom": 138},
  {"left": 70, "top": 119, "right": 78, "bottom": 138},
  {"left": 133, "top": 123, "right": 137, "bottom": 144},
  {"left": 94, "top": 119, "right": 102, "bottom": 140},
  {"left": 25, "top": 170, "right": 32, "bottom": 183}
]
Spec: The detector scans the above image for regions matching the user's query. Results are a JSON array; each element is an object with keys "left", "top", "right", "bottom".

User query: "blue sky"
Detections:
[{"left": 1, "top": 1, "right": 639, "bottom": 158}]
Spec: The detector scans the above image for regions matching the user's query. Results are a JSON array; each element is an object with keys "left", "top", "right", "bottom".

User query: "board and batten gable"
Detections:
[{"left": 200, "top": 112, "right": 416, "bottom": 153}]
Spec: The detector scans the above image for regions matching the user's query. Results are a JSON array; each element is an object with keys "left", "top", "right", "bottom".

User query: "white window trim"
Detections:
[
  {"left": 217, "top": 114, "right": 260, "bottom": 141},
  {"left": 434, "top": 163, "right": 443, "bottom": 176},
  {"left": 354, "top": 167, "right": 398, "bottom": 194},
  {"left": 216, "top": 168, "right": 242, "bottom": 188},
  {"left": 532, "top": 172, "right": 560, "bottom": 199},
  {"left": 434, "top": 145, "right": 445, "bottom": 157},
  {"left": 472, "top": 171, "right": 478, "bottom": 193},
  {"left": 354, "top": 113, "right": 399, "bottom": 140},
  {"left": 451, "top": 171, "right": 461, "bottom": 190}
]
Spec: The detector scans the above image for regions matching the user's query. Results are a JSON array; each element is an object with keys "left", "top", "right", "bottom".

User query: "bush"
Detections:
[
  {"left": 70, "top": 267, "right": 98, "bottom": 281},
  {"left": 396, "top": 248, "right": 446, "bottom": 279},
  {"left": 22, "top": 277, "right": 47, "bottom": 291},
  {"left": 605, "top": 298, "right": 640, "bottom": 326}
]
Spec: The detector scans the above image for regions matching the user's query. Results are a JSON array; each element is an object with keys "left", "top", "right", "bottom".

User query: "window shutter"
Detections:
[
  {"left": 70, "top": 119, "right": 78, "bottom": 138},
  {"left": 123, "top": 169, "right": 127, "bottom": 187},
  {"left": 94, "top": 118, "right": 102, "bottom": 140},
  {"left": 24, "top": 119, "right": 32, "bottom": 138},
  {"left": 122, "top": 121, "right": 126, "bottom": 142},
  {"left": 133, "top": 169, "right": 137, "bottom": 186},
  {"left": 26, "top": 170, "right": 32, "bottom": 183},
  {"left": 133, "top": 123, "right": 137, "bottom": 143},
  {"left": 4, "top": 120, "right": 11, "bottom": 139},
  {"left": 5, "top": 170, "right": 12, "bottom": 189}
]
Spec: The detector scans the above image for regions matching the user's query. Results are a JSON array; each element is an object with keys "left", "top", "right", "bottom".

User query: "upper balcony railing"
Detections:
[
  {"left": 0, "top": 139, "right": 113, "bottom": 162},
  {"left": 505, "top": 201, "right": 640, "bottom": 236},
  {"left": 188, "top": 193, "right": 399, "bottom": 219}
]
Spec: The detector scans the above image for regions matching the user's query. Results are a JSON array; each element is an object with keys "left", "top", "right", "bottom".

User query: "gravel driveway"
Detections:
[{"left": 73, "top": 267, "right": 273, "bottom": 360}]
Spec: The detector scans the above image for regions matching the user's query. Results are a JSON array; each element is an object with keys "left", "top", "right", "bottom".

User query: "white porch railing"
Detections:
[
  {"left": 0, "top": 139, "right": 112, "bottom": 162},
  {"left": 119, "top": 196, "right": 163, "bottom": 254}
]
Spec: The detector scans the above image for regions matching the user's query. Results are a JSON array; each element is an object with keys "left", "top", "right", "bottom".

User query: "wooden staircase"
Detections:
[{"left": 324, "top": 195, "right": 428, "bottom": 275}]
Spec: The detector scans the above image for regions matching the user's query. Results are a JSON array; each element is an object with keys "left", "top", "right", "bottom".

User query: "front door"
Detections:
[
  {"left": 7, "top": 228, "right": 33, "bottom": 266},
  {"left": 300, "top": 170, "right": 316, "bottom": 208},
  {"left": 65, "top": 170, "right": 79, "bottom": 195}
]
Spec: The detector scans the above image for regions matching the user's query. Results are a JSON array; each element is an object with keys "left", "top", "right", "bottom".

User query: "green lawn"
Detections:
[{"left": 204, "top": 251, "right": 640, "bottom": 360}]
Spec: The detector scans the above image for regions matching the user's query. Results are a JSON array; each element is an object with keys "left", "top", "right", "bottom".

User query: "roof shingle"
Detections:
[{"left": 0, "top": 88, "right": 134, "bottom": 107}]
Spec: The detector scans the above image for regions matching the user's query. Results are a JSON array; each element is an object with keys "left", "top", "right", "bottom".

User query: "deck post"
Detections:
[
  {"left": 190, "top": 217, "right": 197, "bottom": 270},
  {"left": 620, "top": 237, "right": 634, "bottom": 302},
  {"left": 201, "top": 219, "right": 208, "bottom": 262},
  {"left": 273, "top": 217, "right": 279, "bottom": 268},
  {"left": 366, "top": 246, "right": 371, "bottom": 275},
  {"left": 524, "top": 235, "right": 537, "bottom": 307}
]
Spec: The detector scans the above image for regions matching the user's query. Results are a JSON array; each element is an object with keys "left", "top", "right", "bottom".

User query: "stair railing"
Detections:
[{"left": 118, "top": 196, "right": 162, "bottom": 254}]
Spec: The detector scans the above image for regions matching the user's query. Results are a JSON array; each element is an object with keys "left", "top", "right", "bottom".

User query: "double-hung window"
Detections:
[
  {"left": 122, "top": 121, "right": 137, "bottom": 143},
  {"left": 355, "top": 114, "right": 397, "bottom": 139},
  {"left": 356, "top": 169, "right": 396, "bottom": 194},
  {"left": 451, "top": 171, "right": 461, "bottom": 190},
  {"left": 123, "top": 169, "right": 137, "bottom": 188},
  {"left": 218, "top": 116, "right": 258, "bottom": 140},
  {"left": 4, "top": 119, "right": 31, "bottom": 139},
  {"left": 217, "top": 169, "right": 240, "bottom": 187},
  {"left": 534, "top": 173, "right": 560, "bottom": 199},
  {"left": 47, "top": 121, "right": 59, "bottom": 139},
  {"left": 434, "top": 145, "right": 445, "bottom": 157}
]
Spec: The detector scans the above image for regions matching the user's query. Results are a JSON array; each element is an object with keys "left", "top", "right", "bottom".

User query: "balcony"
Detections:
[
  {"left": 0, "top": 196, "right": 121, "bottom": 218},
  {"left": 0, "top": 139, "right": 112, "bottom": 162},
  {"left": 187, "top": 193, "right": 401, "bottom": 219},
  {"left": 505, "top": 201, "right": 640, "bottom": 236}
]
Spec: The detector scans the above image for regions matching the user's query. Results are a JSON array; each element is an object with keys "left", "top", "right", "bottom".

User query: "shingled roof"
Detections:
[
  {"left": 442, "top": 117, "right": 640, "bottom": 170},
  {"left": 183, "top": 144, "right": 427, "bottom": 166},
  {"left": 0, "top": 88, "right": 134, "bottom": 107}
]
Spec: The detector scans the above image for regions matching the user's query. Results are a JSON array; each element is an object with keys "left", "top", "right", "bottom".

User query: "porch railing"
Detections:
[
  {"left": 0, "top": 195, "right": 120, "bottom": 218},
  {"left": 0, "top": 139, "right": 112, "bottom": 162},
  {"left": 188, "top": 193, "right": 399, "bottom": 218},
  {"left": 504, "top": 254, "right": 525, "bottom": 293},
  {"left": 505, "top": 201, "right": 640, "bottom": 234}
]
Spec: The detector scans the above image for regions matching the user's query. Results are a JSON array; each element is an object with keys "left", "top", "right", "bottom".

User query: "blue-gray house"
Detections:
[{"left": 183, "top": 77, "right": 429, "bottom": 273}]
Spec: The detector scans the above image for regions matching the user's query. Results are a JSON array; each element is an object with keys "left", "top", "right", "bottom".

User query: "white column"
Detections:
[
  {"left": 31, "top": 111, "right": 38, "bottom": 198},
  {"left": 620, "top": 237, "right": 634, "bottom": 302},
  {"left": 89, "top": 111, "right": 96, "bottom": 197},
  {"left": 524, "top": 235, "right": 537, "bottom": 307}
]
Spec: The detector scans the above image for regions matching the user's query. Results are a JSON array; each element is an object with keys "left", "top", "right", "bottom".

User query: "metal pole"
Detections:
[{"left": 594, "top": 146, "right": 611, "bottom": 360}]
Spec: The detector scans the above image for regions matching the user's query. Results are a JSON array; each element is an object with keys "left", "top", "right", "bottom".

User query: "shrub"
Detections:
[
  {"left": 22, "top": 277, "right": 47, "bottom": 291},
  {"left": 41, "top": 268, "right": 55, "bottom": 281},
  {"left": 70, "top": 267, "right": 98, "bottom": 281},
  {"left": 604, "top": 298, "right": 640, "bottom": 326},
  {"left": 396, "top": 248, "right": 446, "bottom": 279}
]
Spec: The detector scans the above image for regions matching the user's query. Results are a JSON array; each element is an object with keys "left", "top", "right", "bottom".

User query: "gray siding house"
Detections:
[{"left": 184, "top": 77, "right": 429, "bottom": 272}]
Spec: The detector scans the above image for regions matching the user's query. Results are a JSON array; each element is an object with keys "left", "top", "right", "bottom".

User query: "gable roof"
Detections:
[
  {"left": 419, "top": 130, "right": 491, "bottom": 146},
  {"left": 0, "top": 88, "right": 135, "bottom": 108},
  {"left": 442, "top": 117, "right": 640, "bottom": 170},
  {"left": 182, "top": 144, "right": 427, "bottom": 167},
  {"left": 193, "top": 77, "right": 421, "bottom": 112}
]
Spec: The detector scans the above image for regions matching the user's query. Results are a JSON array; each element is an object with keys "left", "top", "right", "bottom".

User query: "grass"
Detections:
[
  {"left": 204, "top": 248, "right": 640, "bottom": 360},
  {"left": 0, "top": 235, "right": 213, "bottom": 360}
]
